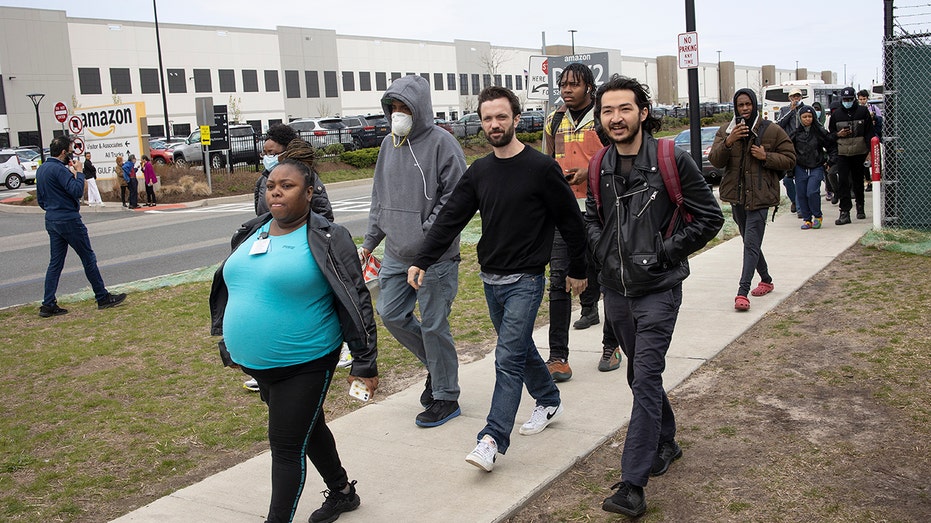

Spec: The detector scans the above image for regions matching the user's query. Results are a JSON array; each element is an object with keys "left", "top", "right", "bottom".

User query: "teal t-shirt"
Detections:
[{"left": 222, "top": 224, "right": 342, "bottom": 369}]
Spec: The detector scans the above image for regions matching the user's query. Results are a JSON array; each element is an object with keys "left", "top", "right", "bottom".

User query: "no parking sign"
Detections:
[
  {"left": 68, "top": 115, "right": 84, "bottom": 135},
  {"left": 72, "top": 137, "right": 86, "bottom": 155}
]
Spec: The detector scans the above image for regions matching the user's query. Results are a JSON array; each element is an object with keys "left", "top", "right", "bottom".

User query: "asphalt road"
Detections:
[{"left": 0, "top": 180, "right": 374, "bottom": 310}]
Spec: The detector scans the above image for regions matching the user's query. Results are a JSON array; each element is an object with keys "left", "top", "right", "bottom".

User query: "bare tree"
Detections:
[
  {"left": 228, "top": 96, "right": 243, "bottom": 123},
  {"left": 315, "top": 101, "right": 332, "bottom": 117},
  {"left": 479, "top": 48, "right": 511, "bottom": 76}
]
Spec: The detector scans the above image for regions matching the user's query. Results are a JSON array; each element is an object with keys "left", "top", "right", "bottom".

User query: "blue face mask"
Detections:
[
  {"left": 262, "top": 154, "right": 279, "bottom": 172},
  {"left": 842, "top": 101, "right": 854, "bottom": 109},
  {"left": 816, "top": 111, "right": 823, "bottom": 119}
]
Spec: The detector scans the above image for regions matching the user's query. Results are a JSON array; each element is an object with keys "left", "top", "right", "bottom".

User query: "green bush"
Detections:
[
  {"left": 339, "top": 147, "right": 380, "bottom": 168},
  {"left": 517, "top": 131, "right": 542, "bottom": 143},
  {"left": 324, "top": 143, "right": 345, "bottom": 156}
]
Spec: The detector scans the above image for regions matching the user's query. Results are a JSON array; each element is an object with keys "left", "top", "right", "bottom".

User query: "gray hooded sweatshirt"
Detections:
[{"left": 362, "top": 75, "right": 466, "bottom": 265}]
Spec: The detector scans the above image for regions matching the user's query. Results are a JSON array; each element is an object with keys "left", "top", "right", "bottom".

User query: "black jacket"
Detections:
[
  {"left": 828, "top": 102, "right": 875, "bottom": 157},
  {"left": 584, "top": 134, "right": 724, "bottom": 297},
  {"left": 792, "top": 123, "right": 837, "bottom": 169},
  {"left": 209, "top": 212, "right": 378, "bottom": 378}
]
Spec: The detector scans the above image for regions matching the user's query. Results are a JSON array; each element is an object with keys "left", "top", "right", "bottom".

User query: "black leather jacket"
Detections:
[
  {"left": 584, "top": 134, "right": 724, "bottom": 297},
  {"left": 209, "top": 212, "right": 378, "bottom": 378}
]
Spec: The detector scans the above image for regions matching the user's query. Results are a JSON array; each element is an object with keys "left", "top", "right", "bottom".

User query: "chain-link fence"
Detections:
[{"left": 882, "top": 1, "right": 931, "bottom": 230}]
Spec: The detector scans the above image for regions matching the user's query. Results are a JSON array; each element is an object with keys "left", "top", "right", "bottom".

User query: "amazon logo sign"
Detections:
[{"left": 75, "top": 102, "right": 148, "bottom": 184}]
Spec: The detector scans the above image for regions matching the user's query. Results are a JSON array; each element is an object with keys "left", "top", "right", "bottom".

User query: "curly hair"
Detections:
[
  {"left": 279, "top": 138, "right": 318, "bottom": 171},
  {"left": 266, "top": 123, "right": 298, "bottom": 149}
]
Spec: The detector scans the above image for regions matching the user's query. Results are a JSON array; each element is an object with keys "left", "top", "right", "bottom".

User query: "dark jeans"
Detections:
[
  {"left": 795, "top": 166, "right": 825, "bottom": 221},
  {"left": 603, "top": 284, "right": 681, "bottom": 487},
  {"left": 127, "top": 178, "right": 139, "bottom": 207},
  {"left": 145, "top": 184, "right": 156, "bottom": 204},
  {"left": 782, "top": 176, "right": 797, "bottom": 208},
  {"left": 245, "top": 350, "right": 348, "bottom": 523},
  {"left": 731, "top": 204, "right": 771, "bottom": 297},
  {"left": 43, "top": 218, "right": 108, "bottom": 306},
  {"left": 836, "top": 154, "right": 867, "bottom": 213},
  {"left": 548, "top": 233, "right": 608, "bottom": 360}
]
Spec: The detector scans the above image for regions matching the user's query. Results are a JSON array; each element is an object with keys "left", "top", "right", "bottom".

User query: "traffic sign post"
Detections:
[
  {"left": 678, "top": 32, "right": 699, "bottom": 69},
  {"left": 54, "top": 101, "right": 68, "bottom": 123}
]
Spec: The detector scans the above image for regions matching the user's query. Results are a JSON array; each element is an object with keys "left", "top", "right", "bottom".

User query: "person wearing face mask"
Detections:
[
  {"left": 828, "top": 86, "right": 875, "bottom": 225},
  {"left": 361, "top": 74, "right": 467, "bottom": 428},
  {"left": 255, "top": 124, "right": 299, "bottom": 216}
]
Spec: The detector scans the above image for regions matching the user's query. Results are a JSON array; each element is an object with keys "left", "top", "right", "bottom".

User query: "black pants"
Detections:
[
  {"left": 836, "top": 154, "right": 867, "bottom": 213},
  {"left": 127, "top": 178, "right": 139, "bottom": 207},
  {"left": 731, "top": 204, "right": 771, "bottom": 297},
  {"left": 120, "top": 185, "right": 128, "bottom": 205},
  {"left": 245, "top": 349, "right": 348, "bottom": 523},
  {"left": 145, "top": 184, "right": 156, "bottom": 205}
]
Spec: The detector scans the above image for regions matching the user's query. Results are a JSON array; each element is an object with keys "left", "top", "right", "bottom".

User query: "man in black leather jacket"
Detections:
[{"left": 585, "top": 75, "right": 723, "bottom": 518}]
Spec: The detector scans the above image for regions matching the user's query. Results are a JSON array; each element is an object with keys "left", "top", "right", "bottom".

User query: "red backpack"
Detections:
[{"left": 588, "top": 138, "right": 693, "bottom": 239}]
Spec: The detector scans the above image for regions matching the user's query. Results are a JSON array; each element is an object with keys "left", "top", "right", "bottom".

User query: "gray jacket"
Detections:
[{"left": 362, "top": 75, "right": 467, "bottom": 264}]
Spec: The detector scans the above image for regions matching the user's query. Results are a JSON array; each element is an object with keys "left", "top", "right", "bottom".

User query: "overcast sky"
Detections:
[{"left": 2, "top": 0, "right": 908, "bottom": 90}]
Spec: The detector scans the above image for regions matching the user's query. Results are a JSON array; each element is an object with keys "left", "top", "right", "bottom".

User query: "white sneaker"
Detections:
[
  {"left": 243, "top": 378, "right": 259, "bottom": 391},
  {"left": 465, "top": 435, "right": 497, "bottom": 472},
  {"left": 519, "top": 403, "right": 563, "bottom": 435},
  {"left": 336, "top": 344, "right": 353, "bottom": 368}
]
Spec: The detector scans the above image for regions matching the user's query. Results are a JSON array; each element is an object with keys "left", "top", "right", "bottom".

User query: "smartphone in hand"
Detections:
[{"left": 348, "top": 380, "right": 370, "bottom": 402}]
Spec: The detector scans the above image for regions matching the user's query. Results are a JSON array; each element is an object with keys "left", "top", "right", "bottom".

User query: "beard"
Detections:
[
  {"left": 607, "top": 117, "right": 642, "bottom": 146},
  {"left": 485, "top": 124, "right": 515, "bottom": 147}
]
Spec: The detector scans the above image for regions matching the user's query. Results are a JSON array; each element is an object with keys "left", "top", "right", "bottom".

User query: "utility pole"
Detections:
[
  {"left": 154, "top": 0, "right": 171, "bottom": 140},
  {"left": 685, "top": 0, "right": 701, "bottom": 170},
  {"left": 27, "top": 93, "right": 45, "bottom": 162},
  {"left": 717, "top": 50, "right": 722, "bottom": 102},
  {"left": 569, "top": 30, "right": 577, "bottom": 55}
]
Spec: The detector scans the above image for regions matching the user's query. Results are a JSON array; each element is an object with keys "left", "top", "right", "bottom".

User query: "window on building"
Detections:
[
  {"left": 420, "top": 73, "right": 430, "bottom": 86},
  {"left": 505, "top": 75, "right": 513, "bottom": 89},
  {"left": 18, "top": 131, "right": 40, "bottom": 149},
  {"left": 110, "top": 68, "right": 132, "bottom": 94},
  {"left": 434, "top": 73, "right": 443, "bottom": 90},
  {"left": 79, "top": 68, "right": 102, "bottom": 95},
  {"left": 342, "top": 71, "right": 355, "bottom": 92},
  {"left": 167, "top": 68, "right": 186, "bottom": 93},
  {"left": 0, "top": 133, "right": 9, "bottom": 149},
  {"left": 391, "top": 72, "right": 401, "bottom": 82},
  {"left": 147, "top": 125, "right": 164, "bottom": 137},
  {"left": 285, "top": 70, "right": 300, "bottom": 98},
  {"left": 306, "top": 71, "right": 320, "bottom": 98},
  {"left": 375, "top": 72, "right": 387, "bottom": 91},
  {"left": 193, "top": 69, "right": 212, "bottom": 93},
  {"left": 242, "top": 70, "right": 259, "bottom": 92},
  {"left": 324, "top": 71, "right": 338, "bottom": 97},
  {"left": 447, "top": 73, "right": 456, "bottom": 92},
  {"left": 459, "top": 74, "right": 468, "bottom": 95},
  {"left": 173, "top": 123, "right": 192, "bottom": 137},
  {"left": 359, "top": 71, "right": 372, "bottom": 91},
  {"left": 139, "top": 68, "right": 160, "bottom": 94},
  {"left": 0, "top": 76, "right": 5, "bottom": 114},
  {"left": 493, "top": 74, "right": 502, "bottom": 86},
  {"left": 516, "top": 75, "right": 523, "bottom": 91},
  {"left": 268, "top": 118, "right": 283, "bottom": 128},
  {"left": 471, "top": 74, "right": 480, "bottom": 95},
  {"left": 218, "top": 69, "right": 236, "bottom": 92},
  {"left": 264, "top": 70, "right": 280, "bottom": 92},
  {"left": 246, "top": 120, "right": 261, "bottom": 133},
  {"left": 483, "top": 74, "right": 491, "bottom": 89}
]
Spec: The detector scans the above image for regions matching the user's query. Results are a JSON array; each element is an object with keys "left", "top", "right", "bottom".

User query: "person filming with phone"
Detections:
[{"left": 210, "top": 159, "right": 378, "bottom": 523}]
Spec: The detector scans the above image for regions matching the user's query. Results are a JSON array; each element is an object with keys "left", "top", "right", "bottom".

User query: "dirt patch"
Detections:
[{"left": 507, "top": 243, "right": 931, "bottom": 522}]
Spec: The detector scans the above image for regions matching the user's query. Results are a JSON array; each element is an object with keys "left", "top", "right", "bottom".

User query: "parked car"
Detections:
[
  {"left": 434, "top": 118, "right": 453, "bottom": 134},
  {"left": 516, "top": 112, "right": 545, "bottom": 133},
  {"left": 673, "top": 126, "right": 722, "bottom": 184},
  {"left": 341, "top": 115, "right": 380, "bottom": 149},
  {"left": 147, "top": 140, "right": 175, "bottom": 165},
  {"left": 13, "top": 148, "right": 41, "bottom": 179},
  {"left": 451, "top": 113, "right": 482, "bottom": 138},
  {"left": 288, "top": 117, "right": 352, "bottom": 151},
  {"left": 363, "top": 114, "right": 390, "bottom": 143},
  {"left": 0, "top": 150, "right": 29, "bottom": 190},
  {"left": 172, "top": 124, "right": 259, "bottom": 169}
]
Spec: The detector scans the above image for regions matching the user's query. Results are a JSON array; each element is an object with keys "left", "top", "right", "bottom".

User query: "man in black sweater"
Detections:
[{"left": 408, "top": 86, "right": 587, "bottom": 473}]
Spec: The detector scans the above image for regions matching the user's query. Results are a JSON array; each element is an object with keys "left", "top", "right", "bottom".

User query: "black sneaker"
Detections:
[
  {"left": 310, "top": 480, "right": 360, "bottom": 523},
  {"left": 415, "top": 399, "right": 461, "bottom": 427},
  {"left": 38, "top": 303, "right": 69, "bottom": 318},
  {"left": 420, "top": 373, "right": 433, "bottom": 408},
  {"left": 650, "top": 440, "right": 682, "bottom": 476},
  {"left": 602, "top": 481, "right": 646, "bottom": 517},
  {"left": 97, "top": 292, "right": 127, "bottom": 310},
  {"left": 572, "top": 306, "right": 600, "bottom": 329}
]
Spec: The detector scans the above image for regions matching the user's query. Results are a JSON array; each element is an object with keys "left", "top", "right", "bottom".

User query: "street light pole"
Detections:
[
  {"left": 717, "top": 50, "right": 722, "bottom": 102},
  {"left": 796, "top": 60, "right": 799, "bottom": 80},
  {"left": 569, "top": 29, "right": 577, "bottom": 55},
  {"left": 27, "top": 93, "right": 45, "bottom": 162}
]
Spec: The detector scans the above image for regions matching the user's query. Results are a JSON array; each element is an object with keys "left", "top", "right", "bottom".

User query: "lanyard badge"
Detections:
[{"left": 250, "top": 230, "right": 270, "bottom": 255}]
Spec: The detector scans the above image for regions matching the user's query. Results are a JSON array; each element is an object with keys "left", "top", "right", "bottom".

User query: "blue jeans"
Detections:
[
  {"left": 794, "top": 166, "right": 825, "bottom": 221},
  {"left": 43, "top": 218, "right": 108, "bottom": 306},
  {"left": 730, "top": 204, "right": 771, "bottom": 297},
  {"left": 480, "top": 273, "right": 559, "bottom": 453},
  {"left": 603, "top": 284, "right": 681, "bottom": 487},
  {"left": 376, "top": 256, "right": 460, "bottom": 401}
]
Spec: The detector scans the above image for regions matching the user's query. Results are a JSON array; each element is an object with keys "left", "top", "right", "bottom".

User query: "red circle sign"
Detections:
[{"left": 54, "top": 102, "right": 68, "bottom": 123}]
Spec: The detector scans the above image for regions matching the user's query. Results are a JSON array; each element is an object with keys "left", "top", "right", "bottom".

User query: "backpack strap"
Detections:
[
  {"left": 657, "top": 138, "right": 693, "bottom": 239},
  {"left": 588, "top": 145, "right": 612, "bottom": 223},
  {"left": 545, "top": 106, "right": 568, "bottom": 158}
]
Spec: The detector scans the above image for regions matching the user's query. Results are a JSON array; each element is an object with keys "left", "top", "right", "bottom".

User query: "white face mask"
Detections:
[
  {"left": 262, "top": 154, "right": 279, "bottom": 172},
  {"left": 391, "top": 112, "right": 413, "bottom": 136}
]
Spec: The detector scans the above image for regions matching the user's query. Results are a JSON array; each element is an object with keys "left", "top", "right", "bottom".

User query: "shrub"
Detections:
[
  {"left": 339, "top": 148, "right": 380, "bottom": 168},
  {"left": 324, "top": 143, "right": 345, "bottom": 156},
  {"left": 517, "top": 131, "right": 542, "bottom": 143}
]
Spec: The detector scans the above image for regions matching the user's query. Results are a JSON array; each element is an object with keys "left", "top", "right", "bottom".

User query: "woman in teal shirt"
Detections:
[{"left": 210, "top": 159, "right": 378, "bottom": 523}]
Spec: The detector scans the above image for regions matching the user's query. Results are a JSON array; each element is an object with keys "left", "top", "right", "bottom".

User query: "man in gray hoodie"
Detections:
[{"left": 361, "top": 75, "right": 467, "bottom": 427}]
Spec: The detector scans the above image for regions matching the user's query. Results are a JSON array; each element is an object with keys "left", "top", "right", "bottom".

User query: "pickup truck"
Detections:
[{"left": 172, "top": 124, "right": 259, "bottom": 169}]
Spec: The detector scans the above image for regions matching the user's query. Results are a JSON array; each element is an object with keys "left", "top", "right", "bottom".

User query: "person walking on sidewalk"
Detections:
[
  {"left": 829, "top": 86, "right": 875, "bottom": 224},
  {"left": 36, "top": 136, "right": 127, "bottom": 318},
  {"left": 790, "top": 106, "right": 837, "bottom": 230},
  {"left": 709, "top": 88, "right": 796, "bottom": 312},
  {"left": 585, "top": 75, "right": 723, "bottom": 517},
  {"left": 362, "top": 75, "right": 467, "bottom": 428},
  {"left": 543, "top": 62, "right": 622, "bottom": 379},
  {"left": 776, "top": 87, "right": 806, "bottom": 217},
  {"left": 82, "top": 152, "right": 103, "bottom": 206},
  {"left": 408, "top": 86, "right": 588, "bottom": 472},
  {"left": 210, "top": 160, "right": 378, "bottom": 523}
]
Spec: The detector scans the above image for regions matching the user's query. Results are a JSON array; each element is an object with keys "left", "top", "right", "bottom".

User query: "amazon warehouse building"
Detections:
[{"left": 0, "top": 5, "right": 830, "bottom": 155}]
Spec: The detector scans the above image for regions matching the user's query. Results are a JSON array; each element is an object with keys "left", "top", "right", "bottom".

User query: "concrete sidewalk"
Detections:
[{"left": 112, "top": 198, "right": 872, "bottom": 523}]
